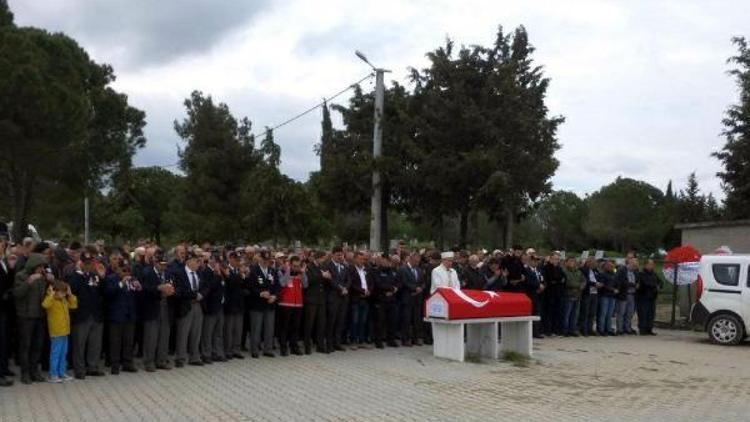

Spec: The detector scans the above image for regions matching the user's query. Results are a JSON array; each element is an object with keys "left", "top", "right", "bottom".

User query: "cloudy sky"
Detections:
[{"left": 11, "top": 0, "right": 750, "bottom": 198}]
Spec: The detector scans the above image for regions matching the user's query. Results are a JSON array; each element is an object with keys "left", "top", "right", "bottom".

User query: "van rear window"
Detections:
[{"left": 712, "top": 264, "right": 740, "bottom": 286}]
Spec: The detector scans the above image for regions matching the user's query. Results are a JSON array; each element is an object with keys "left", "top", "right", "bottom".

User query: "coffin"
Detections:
[{"left": 425, "top": 288, "right": 531, "bottom": 320}]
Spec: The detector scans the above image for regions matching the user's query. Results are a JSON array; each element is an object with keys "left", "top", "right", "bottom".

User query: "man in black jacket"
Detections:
[
  {"left": 248, "top": 251, "right": 280, "bottom": 358},
  {"left": 347, "top": 252, "right": 373, "bottom": 349},
  {"left": 324, "top": 246, "right": 349, "bottom": 352},
  {"left": 140, "top": 250, "right": 175, "bottom": 372},
  {"left": 373, "top": 255, "right": 401, "bottom": 348},
  {"left": 398, "top": 252, "right": 424, "bottom": 347},
  {"left": 169, "top": 251, "right": 208, "bottom": 367},
  {"left": 66, "top": 250, "right": 107, "bottom": 379},
  {"left": 542, "top": 253, "right": 565, "bottom": 336},
  {"left": 579, "top": 257, "right": 602, "bottom": 337},
  {"left": 201, "top": 256, "right": 226, "bottom": 363},
  {"left": 303, "top": 251, "right": 331, "bottom": 354},
  {"left": 0, "top": 238, "right": 14, "bottom": 386},
  {"left": 223, "top": 252, "right": 246, "bottom": 359},
  {"left": 636, "top": 259, "right": 661, "bottom": 335}
]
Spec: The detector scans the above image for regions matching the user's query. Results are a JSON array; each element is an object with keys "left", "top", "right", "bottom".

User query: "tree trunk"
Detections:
[{"left": 504, "top": 205, "right": 514, "bottom": 249}]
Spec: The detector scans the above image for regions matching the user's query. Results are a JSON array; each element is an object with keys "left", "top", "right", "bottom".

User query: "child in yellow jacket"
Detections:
[{"left": 42, "top": 280, "right": 78, "bottom": 383}]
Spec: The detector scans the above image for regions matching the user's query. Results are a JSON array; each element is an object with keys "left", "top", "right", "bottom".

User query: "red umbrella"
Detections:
[{"left": 664, "top": 245, "right": 701, "bottom": 269}]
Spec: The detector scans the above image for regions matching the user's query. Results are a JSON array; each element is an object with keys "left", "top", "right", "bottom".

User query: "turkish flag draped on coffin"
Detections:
[{"left": 425, "top": 288, "right": 532, "bottom": 320}]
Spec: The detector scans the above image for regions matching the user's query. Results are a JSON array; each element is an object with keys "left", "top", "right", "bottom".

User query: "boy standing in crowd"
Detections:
[{"left": 42, "top": 281, "right": 77, "bottom": 383}]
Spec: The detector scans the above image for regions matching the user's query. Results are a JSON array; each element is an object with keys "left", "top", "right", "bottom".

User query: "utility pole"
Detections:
[
  {"left": 84, "top": 196, "right": 90, "bottom": 244},
  {"left": 355, "top": 50, "right": 390, "bottom": 252}
]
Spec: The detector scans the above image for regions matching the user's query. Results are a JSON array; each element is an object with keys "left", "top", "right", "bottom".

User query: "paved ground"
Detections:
[{"left": 1, "top": 329, "right": 749, "bottom": 421}]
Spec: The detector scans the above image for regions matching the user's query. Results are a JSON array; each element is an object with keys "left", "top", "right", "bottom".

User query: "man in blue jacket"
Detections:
[{"left": 140, "top": 249, "right": 175, "bottom": 372}]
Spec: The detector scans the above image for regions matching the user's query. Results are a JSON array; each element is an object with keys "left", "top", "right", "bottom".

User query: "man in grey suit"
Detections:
[
  {"left": 170, "top": 251, "right": 207, "bottom": 367},
  {"left": 398, "top": 252, "right": 425, "bottom": 346}
]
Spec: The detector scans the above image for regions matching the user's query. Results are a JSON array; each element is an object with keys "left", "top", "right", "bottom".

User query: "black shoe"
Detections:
[
  {"left": 292, "top": 348, "right": 304, "bottom": 356},
  {"left": 280, "top": 349, "right": 289, "bottom": 357},
  {"left": 251, "top": 353, "right": 259, "bottom": 359},
  {"left": 232, "top": 353, "right": 245, "bottom": 360},
  {"left": 31, "top": 372, "right": 45, "bottom": 382},
  {"left": 188, "top": 361, "right": 204, "bottom": 367},
  {"left": 375, "top": 342, "right": 384, "bottom": 349},
  {"left": 87, "top": 370, "right": 106, "bottom": 376},
  {"left": 75, "top": 373, "right": 86, "bottom": 380},
  {"left": 263, "top": 352, "right": 275, "bottom": 358},
  {"left": 316, "top": 347, "right": 328, "bottom": 354},
  {"left": 145, "top": 366, "right": 156, "bottom": 373},
  {"left": 334, "top": 345, "right": 346, "bottom": 352},
  {"left": 213, "top": 356, "right": 228, "bottom": 362},
  {"left": 402, "top": 341, "right": 413, "bottom": 347},
  {"left": 386, "top": 341, "right": 399, "bottom": 348},
  {"left": 0, "top": 376, "right": 12, "bottom": 387},
  {"left": 21, "top": 373, "right": 32, "bottom": 385},
  {"left": 175, "top": 361, "right": 184, "bottom": 368},
  {"left": 122, "top": 365, "right": 138, "bottom": 373},
  {"left": 304, "top": 345, "right": 312, "bottom": 355},
  {"left": 156, "top": 364, "right": 172, "bottom": 370},
  {"left": 202, "top": 357, "right": 213, "bottom": 365},
  {"left": 111, "top": 366, "right": 120, "bottom": 375}
]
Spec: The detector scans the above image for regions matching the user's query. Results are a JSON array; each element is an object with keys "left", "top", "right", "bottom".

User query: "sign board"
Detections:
[
  {"left": 594, "top": 250, "right": 604, "bottom": 260},
  {"left": 580, "top": 250, "right": 589, "bottom": 260}
]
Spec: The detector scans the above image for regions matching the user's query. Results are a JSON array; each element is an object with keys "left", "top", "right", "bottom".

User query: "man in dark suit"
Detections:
[
  {"left": 324, "top": 246, "right": 349, "bottom": 352},
  {"left": 140, "top": 249, "right": 175, "bottom": 372},
  {"left": 303, "top": 251, "right": 331, "bottom": 354},
  {"left": 201, "top": 255, "right": 225, "bottom": 363},
  {"left": 66, "top": 250, "right": 107, "bottom": 379},
  {"left": 222, "top": 252, "right": 246, "bottom": 359},
  {"left": 0, "top": 238, "right": 14, "bottom": 386},
  {"left": 347, "top": 251, "right": 373, "bottom": 349},
  {"left": 398, "top": 252, "right": 424, "bottom": 347},
  {"left": 104, "top": 263, "right": 141, "bottom": 374},
  {"left": 169, "top": 251, "right": 208, "bottom": 367},
  {"left": 248, "top": 251, "right": 280, "bottom": 358},
  {"left": 373, "top": 255, "right": 401, "bottom": 348}
]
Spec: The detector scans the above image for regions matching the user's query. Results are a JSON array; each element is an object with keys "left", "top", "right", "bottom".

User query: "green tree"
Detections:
[
  {"left": 0, "top": 0, "right": 12, "bottom": 28},
  {"left": 411, "top": 26, "right": 562, "bottom": 248},
  {"left": 677, "top": 172, "right": 708, "bottom": 223},
  {"left": 585, "top": 177, "right": 667, "bottom": 252},
  {"left": 175, "top": 91, "right": 258, "bottom": 241},
  {"left": 0, "top": 16, "right": 145, "bottom": 241},
  {"left": 714, "top": 37, "right": 750, "bottom": 218},
  {"left": 535, "top": 191, "right": 587, "bottom": 250}
]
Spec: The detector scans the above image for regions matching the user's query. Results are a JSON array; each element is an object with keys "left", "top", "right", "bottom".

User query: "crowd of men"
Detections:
[{"left": 0, "top": 237, "right": 662, "bottom": 387}]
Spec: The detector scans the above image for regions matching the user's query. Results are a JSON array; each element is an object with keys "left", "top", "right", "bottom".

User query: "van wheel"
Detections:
[{"left": 708, "top": 314, "right": 744, "bottom": 345}]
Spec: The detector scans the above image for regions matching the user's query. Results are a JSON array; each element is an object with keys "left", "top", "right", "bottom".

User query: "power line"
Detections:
[{"left": 150, "top": 72, "right": 374, "bottom": 169}]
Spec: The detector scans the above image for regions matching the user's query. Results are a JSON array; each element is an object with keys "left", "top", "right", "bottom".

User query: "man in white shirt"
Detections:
[{"left": 430, "top": 252, "right": 461, "bottom": 293}]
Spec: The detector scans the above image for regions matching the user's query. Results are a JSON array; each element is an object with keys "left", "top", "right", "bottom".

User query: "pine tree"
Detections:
[{"left": 714, "top": 37, "right": 750, "bottom": 218}]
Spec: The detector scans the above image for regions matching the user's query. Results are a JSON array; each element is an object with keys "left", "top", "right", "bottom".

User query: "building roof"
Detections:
[{"left": 675, "top": 219, "right": 750, "bottom": 230}]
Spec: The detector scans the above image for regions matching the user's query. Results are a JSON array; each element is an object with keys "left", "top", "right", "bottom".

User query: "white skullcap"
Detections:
[{"left": 441, "top": 251, "right": 455, "bottom": 259}]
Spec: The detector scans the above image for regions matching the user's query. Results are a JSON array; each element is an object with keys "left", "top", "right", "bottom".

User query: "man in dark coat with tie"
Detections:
[
  {"left": 66, "top": 250, "right": 107, "bottom": 378},
  {"left": 222, "top": 252, "right": 247, "bottom": 359},
  {"left": 303, "top": 251, "right": 331, "bottom": 354},
  {"left": 398, "top": 252, "right": 424, "bottom": 346},
  {"left": 169, "top": 251, "right": 208, "bottom": 367},
  {"left": 248, "top": 251, "right": 280, "bottom": 358},
  {"left": 139, "top": 249, "right": 175, "bottom": 372},
  {"left": 324, "top": 246, "right": 350, "bottom": 352},
  {"left": 200, "top": 255, "right": 226, "bottom": 363}
]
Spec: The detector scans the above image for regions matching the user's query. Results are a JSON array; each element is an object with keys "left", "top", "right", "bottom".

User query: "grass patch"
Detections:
[{"left": 502, "top": 351, "right": 531, "bottom": 368}]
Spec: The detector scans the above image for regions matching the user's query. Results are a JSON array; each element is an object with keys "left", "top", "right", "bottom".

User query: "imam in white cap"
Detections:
[{"left": 441, "top": 251, "right": 455, "bottom": 259}]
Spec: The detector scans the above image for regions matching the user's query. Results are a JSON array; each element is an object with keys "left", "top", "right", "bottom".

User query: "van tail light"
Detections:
[{"left": 696, "top": 275, "right": 703, "bottom": 301}]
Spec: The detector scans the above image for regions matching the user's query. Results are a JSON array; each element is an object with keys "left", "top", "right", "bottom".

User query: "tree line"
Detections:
[{"left": 1, "top": 0, "right": 749, "bottom": 252}]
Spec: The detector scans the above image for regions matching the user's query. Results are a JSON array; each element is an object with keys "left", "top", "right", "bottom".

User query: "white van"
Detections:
[{"left": 691, "top": 254, "right": 750, "bottom": 345}]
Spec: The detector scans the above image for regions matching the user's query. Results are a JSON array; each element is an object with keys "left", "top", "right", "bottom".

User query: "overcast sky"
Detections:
[{"left": 11, "top": 0, "right": 750, "bottom": 198}]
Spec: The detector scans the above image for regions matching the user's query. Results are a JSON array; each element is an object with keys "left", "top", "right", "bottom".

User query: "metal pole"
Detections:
[
  {"left": 84, "top": 196, "right": 90, "bottom": 244},
  {"left": 670, "top": 262, "right": 678, "bottom": 327},
  {"left": 369, "top": 69, "right": 385, "bottom": 252}
]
